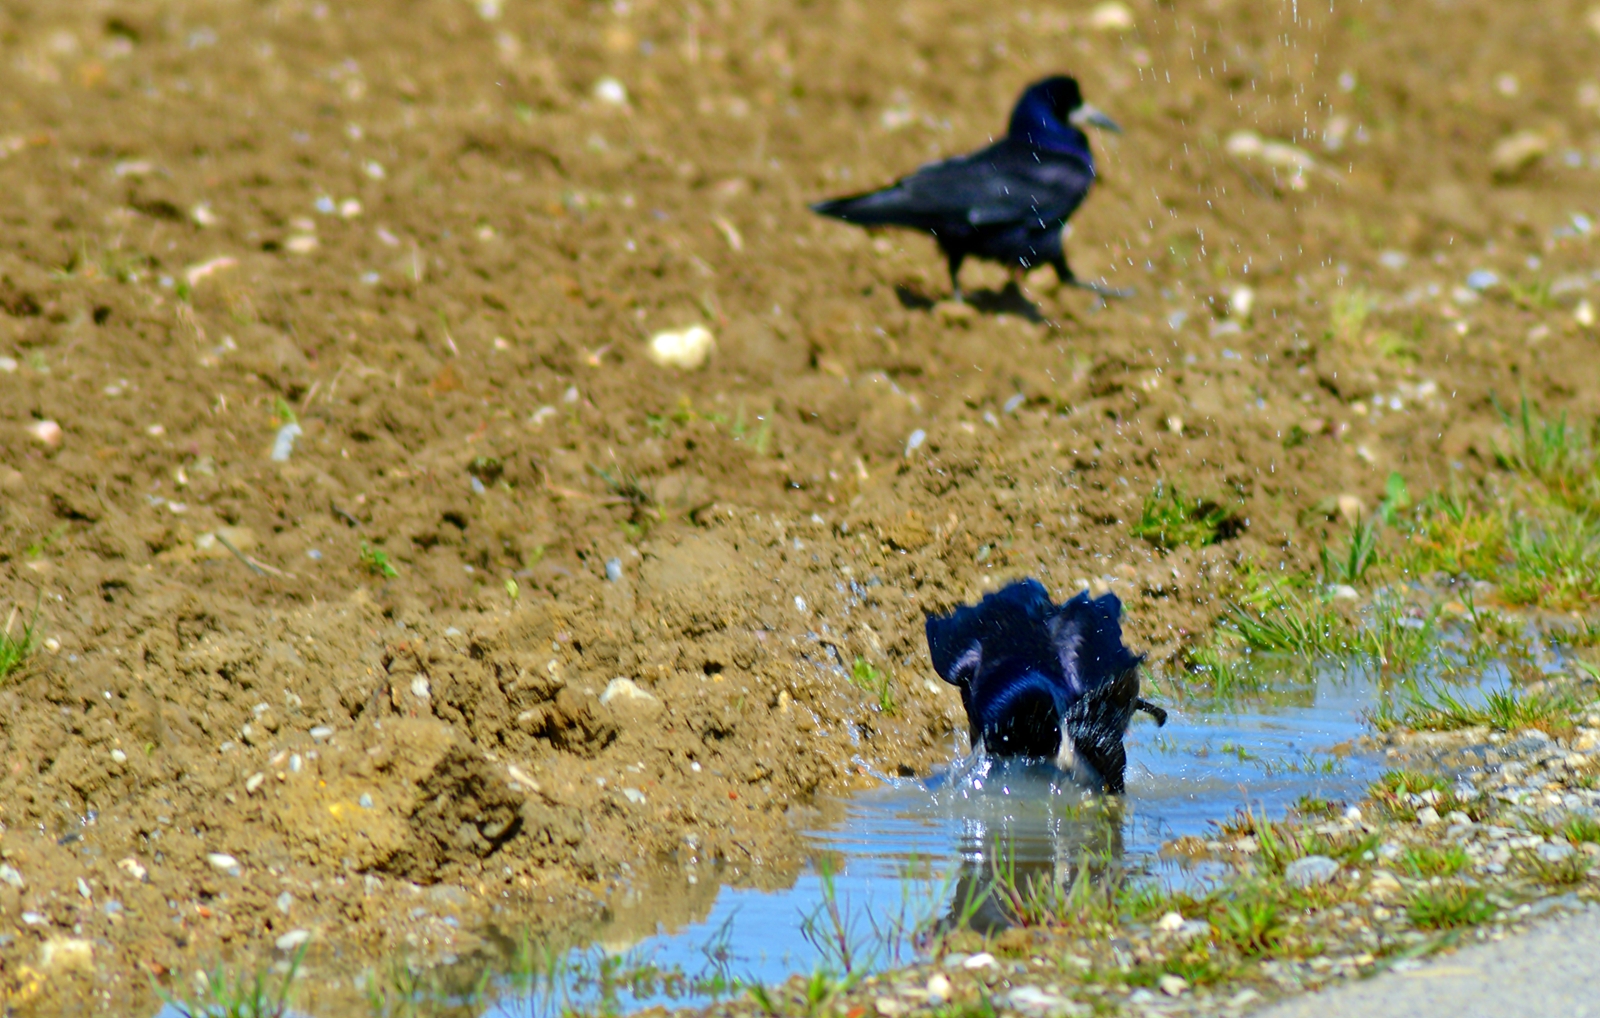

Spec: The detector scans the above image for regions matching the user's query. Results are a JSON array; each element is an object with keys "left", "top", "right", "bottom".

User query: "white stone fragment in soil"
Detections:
[
  {"left": 26, "top": 420, "right": 62, "bottom": 447},
  {"left": 1085, "top": 2, "right": 1134, "bottom": 31},
  {"left": 116, "top": 857, "right": 148, "bottom": 882},
  {"left": 905, "top": 428, "right": 926, "bottom": 456},
  {"left": 1228, "top": 285, "right": 1255, "bottom": 319},
  {"left": 275, "top": 929, "right": 311, "bottom": 951},
  {"left": 646, "top": 325, "right": 714, "bottom": 369},
  {"left": 1159, "top": 974, "right": 1189, "bottom": 996},
  {"left": 594, "top": 77, "right": 628, "bottom": 106},
  {"left": 39, "top": 936, "right": 95, "bottom": 974},
  {"left": 1577, "top": 300, "right": 1596, "bottom": 328},
  {"left": 1285, "top": 854, "right": 1341, "bottom": 888},
  {"left": 962, "top": 952, "right": 996, "bottom": 969},
  {"left": 270, "top": 422, "right": 302, "bottom": 461},
  {"left": 1417, "top": 805, "right": 1442, "bottom": 827},
  {"left": 1004, "top": 985, "right": 1087, "bottom": 1017},
  {"left": 0, "top": 864, "right": 23, "bottom": 889},
  {"left": 601, "top": 677, "right": 658, "bottom": 706},
  {"left": 207, "top": 853, "right": 241, "bottom": 876},
  {"left": 926, "top": 973, "right": 952, "bottom": 1003}
]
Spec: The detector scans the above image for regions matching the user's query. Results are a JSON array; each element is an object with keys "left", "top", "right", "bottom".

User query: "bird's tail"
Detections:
[{"left": 810, "top": 189, "right": 910, "bottom": 227}]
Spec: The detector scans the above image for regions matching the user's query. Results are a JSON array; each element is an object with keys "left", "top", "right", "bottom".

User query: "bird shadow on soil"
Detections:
[{"left": 894, "top": 282, "right": 1053, "bottom": 324}]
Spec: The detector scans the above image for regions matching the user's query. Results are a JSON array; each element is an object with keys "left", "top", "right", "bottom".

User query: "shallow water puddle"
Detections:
[{"left": 484, "top": 665, "right": 1391, "bottom": 1016}]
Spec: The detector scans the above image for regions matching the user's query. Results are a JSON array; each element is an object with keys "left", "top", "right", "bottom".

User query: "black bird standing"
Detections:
[
  {"left": 925, "top": 579, "right": 1166, "bottom": 794},
  {"left": 811, "top": 76, "right": 1127, "bottom": 303}
]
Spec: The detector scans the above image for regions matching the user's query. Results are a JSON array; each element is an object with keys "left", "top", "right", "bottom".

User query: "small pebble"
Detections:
[
  {"left": 622, "top": 787, "right": 646, "bottom": 804},
  {"left": 1285, "top": 855, "right": 1341, "bottom": 888},
  {"left": 20, "top": 912, "right": 47, "bottom": 926},
  {"left": 270, "top": 422, "right": 302, "bottom": 462},
  {"left": 284, "top": 234, "right": 319, "bottom": 254},
  {"left": 411, "top": 676, "right": 430, "bottom": 699},
  {"left": 646, "top": 325, "right": 714, "bottom": 369},
  {"left": 1465, "top": 269, "right": 1500, "bottom": 292},
  {"left": 1577, "top": 300, "right": 1596, "bottom": 328},
  {"left": 26, "top": 420, "right": 63, "bottom": 447},
  {"left": 594, "top": 77, "right": 628, "bottom": 105},
  {"left": 905, "top": 429, "right": 926, "bottom": 456},
  {"left": 275, "top": 929, "right": 311, "bottom": 951},
  {"left": 0, "top": 865, "right": 23, "bottom": 889},
  {"left": 76, "top": 878, "right": 92, "bottom": 900},
  {"left": 109, "top": 748, "right": 127, "bottom": 764},
  {"left": 606, "top": 557, "right": 624, "bottom": 582},
  {"left": 207, "top": 853, "right": 242, "bottom": 876},
  {"left": 1085, "top": 1, "right": 1135, "bottom": 31},
  {"left": 309, "top": 726, "right": 334, "bottom": 742},
  {"left": 1159, "top": 974, "right": 1189, "bottom": 997},
  {"left": 359, "top": 793, "right": 374, "bottom": 809},
  {"left": 1228, "top": 285, "right": 1255, "bottom": 319},
  {"left": 116, "top": 857, "right": 148, "bottom": 882},
  {"left": 276, "top": 892, "right": 294, "bottom": 914},
  {"left": 962, "top": 952, "right": 996, "bottom": 969},
  {"left": 245, "top": 773, "right": 266, "bottom": 794}
]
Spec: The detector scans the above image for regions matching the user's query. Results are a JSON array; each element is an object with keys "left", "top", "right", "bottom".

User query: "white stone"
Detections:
[
  {"left": 646, "top": 325, "right": 714, "bottom": 369},
  {"left": 1159, "top": 974, "right": 1189, "bottom": 996},
  {"left": 207, "top": 853, "right": 241, "bottom": 875},
  {"left": 1285, "top": 855, "right": 1341, "bottom": 888},
  {"left": 26, "top": 420, "right": 62, "bottom": 447},
  {"left": 962, "top": 952, "right": 996, "bottom": 969},
  {"left": 594, "top": 77, "right": 628, "bottom": 106},
  {"left": 600, "top": 677, "right": 658, "bottom": 706},
  {"left": 1156, "top": 910, "right": 1186, "bottom": 932},
  {"left": 275, "top": 929, "right": 311, "bottom": 951},
  {"left": 1085, "top": 2, "right": 1134, "bottom": 31}
]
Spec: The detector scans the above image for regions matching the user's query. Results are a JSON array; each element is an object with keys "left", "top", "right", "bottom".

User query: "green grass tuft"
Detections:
[
  {"left": 1407, "top": 885, "right": 1496, "bottom": 930},
  {"left": 1378, "top": 683, "right": 1580, "bottom": 736},
  {"left": 849, "top": 658, "right": 897, "bottom": 715},
  {"left": 359, "top": 542, "right": 400, "bottom": 578},
  {"left": 0, "top": 605, "right": 40, "bottom": 684},
  {"left": 1131, "top": 482, "right": 1239, "bottom": 550},
  {"left": 158, "top": 943, "right": 307, "bottom": 1018}
]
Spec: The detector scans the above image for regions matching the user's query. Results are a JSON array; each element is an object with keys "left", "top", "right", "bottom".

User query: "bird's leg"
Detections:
[
  {"left": 1054, "top": 255, "right": 1134, "bottom": 299},
  {"left": 946, "top": 251, "right": 966, "bottom": 303}
]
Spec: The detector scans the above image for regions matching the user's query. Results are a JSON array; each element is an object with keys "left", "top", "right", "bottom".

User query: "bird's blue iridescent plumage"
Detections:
[
  {"left": 925, "top": 579, "right": 1164, "bottom": 793},
  {"left": 811, "top": 76, "right": 1124, "bottom": 300}
]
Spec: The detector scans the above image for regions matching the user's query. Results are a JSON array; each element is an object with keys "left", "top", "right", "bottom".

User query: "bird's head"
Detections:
[{"left": 1009, "top": 76, "right": 1121, "bottom": 158}]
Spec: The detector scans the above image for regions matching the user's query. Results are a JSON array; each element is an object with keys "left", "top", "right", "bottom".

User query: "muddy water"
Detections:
[{"left": 509, "top": 664, "right": 1388, "bottom": 1015}]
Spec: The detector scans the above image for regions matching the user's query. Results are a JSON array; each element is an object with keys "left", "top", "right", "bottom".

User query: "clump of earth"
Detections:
[{"left": 1, "top": 0, "right": 1597, "bottom": 1011}]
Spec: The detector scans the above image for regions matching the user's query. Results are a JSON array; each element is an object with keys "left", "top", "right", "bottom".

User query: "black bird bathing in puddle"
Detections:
[
  {"left": 811, "top": 76, "right": 1128, "bottom": 304},
  {"left": 925, "top": 579, "right": 1166, "bottom": 794}
]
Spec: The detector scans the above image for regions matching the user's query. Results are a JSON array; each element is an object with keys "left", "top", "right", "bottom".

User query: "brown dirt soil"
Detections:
[{"left": 1, "top": 0, "right": 1598, "bottom": 1011}]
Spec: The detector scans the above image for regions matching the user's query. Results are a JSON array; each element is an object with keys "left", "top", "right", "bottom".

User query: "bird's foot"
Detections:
[{"left": 1068, "top": 278, "right": 1135, "bottom": 299}]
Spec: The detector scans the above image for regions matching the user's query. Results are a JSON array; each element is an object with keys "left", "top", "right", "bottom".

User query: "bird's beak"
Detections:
[{"left": 1069, "top": 104, "right": 1122, "bottom": 134}]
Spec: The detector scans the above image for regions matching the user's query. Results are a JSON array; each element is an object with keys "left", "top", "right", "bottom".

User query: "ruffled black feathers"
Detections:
[{"left": 925, "top": 579, "right": 1166, "bottom": 793}]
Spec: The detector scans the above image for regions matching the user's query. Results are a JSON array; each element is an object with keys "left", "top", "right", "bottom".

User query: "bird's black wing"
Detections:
[{"left": 813, "top": 141, "right": 1094, "bottom": 234}]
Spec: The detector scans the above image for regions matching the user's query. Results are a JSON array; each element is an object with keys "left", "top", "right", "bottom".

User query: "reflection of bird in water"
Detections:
[
  {"left": 938, "top": 782, "right": 1128, "bottom": 935},
  {"left": 925, "top": 579, "right": 1166, "bottom": 794},
  {"left": 811, "top": 76, "right": 1128, "bottom": 303}
]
